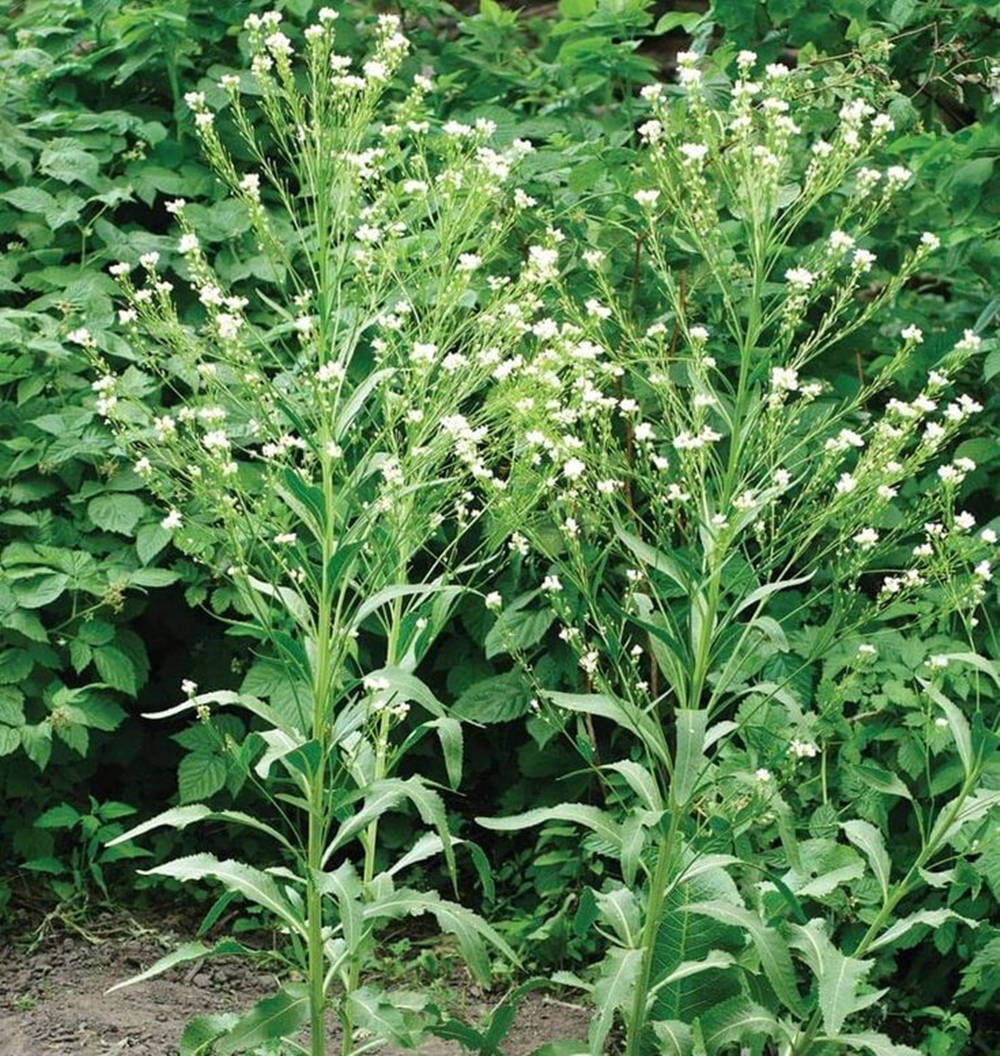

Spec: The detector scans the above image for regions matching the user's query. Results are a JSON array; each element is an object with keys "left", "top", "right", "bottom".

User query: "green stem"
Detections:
[
  {"left": 307, "top": 783, "right": 327, "bottom": 1056},
  {"left": 625, "top": 815, "right": 679, "bottom": 1056}
]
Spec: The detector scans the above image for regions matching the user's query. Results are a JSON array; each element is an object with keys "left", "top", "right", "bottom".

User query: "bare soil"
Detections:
[{"left": 0, "top": 911, "right": 588, "bottom": 1055}]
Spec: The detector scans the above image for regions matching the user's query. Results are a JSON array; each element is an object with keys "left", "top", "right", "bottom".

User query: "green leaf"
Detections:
[
  {"left": 484, "top": 590, "right": 555, "bottom": 659},
  {"left": 87, "top": 493, "right": 145, "bottom": 535},
  {"left": 834, "top": 1032, "right": 922, "bottom": 1056},
  {"left": 589, "top": 947, "right": 641, "bottom": 1052},
  {"left": 672, "top": 709, "right": 708, "bottom": 807},
  {"left": 93, "top": 646, "right": 139, "bottom": 695},
  {"left": 13, "top": 573, "right": 69, "bottom": 608},
  {"left": 106, "top": 939, "right": 246, "bottom": 993},
  {"left": 178, "top": 752, "right": 228, "bottom": 803},
  {"left": 215, "top": 984, "right": 310, "bottom": 1055},
  {"left": 180, "top": 1013, "right": 239, "bottom": 1056},
  {"left": 21, "top": 722, "right": 52, "bottom": 770},
  {"left": 364, "top": 888, "right": 516, "bottom": 983},
  {"left": 136, "top": 523, "right": 171, "bottom": 564},
  {"left": 477, "top": 803, "right": 623, "bottom": 852},
  {"left": 616, "top": 527, "right": 688, "bottom": 591},
  {"left": 700, "top": 996, "right": 778, "bottom": 1054},
  {"left": 35, "top": 804, "right": 80, "bottom": 829},
  {"left": 841, "top": 820, "right": 891, "bottom": 904},
  {"left": 139, "top": 854, "right": 305, "bottom": 937},
  {"left": 789, "top": 919, "right": 879, "bottom": 1036},
  {"left": 869, "top": 909, "right": 977, "bottom": 953},
  {"left": 454, "top": 671, "right": 532, "bottom": 723},
  {"left": 0, "top": 649, "right": 33, "bottom": 684},
  {"left": 685, "top": 902, "right": 803, "bottom": 1014},
  {"left": 426, "top": 716, "right": 463, "bottom": 789}
]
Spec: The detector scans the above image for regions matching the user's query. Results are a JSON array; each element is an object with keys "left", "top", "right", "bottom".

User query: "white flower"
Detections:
[
  {"left": 563, "top": 457, "right": 586, "bottom": 481},
  {"left": 457, "top": 253, "right": 481, "bottom": 272},
  {"left": 579, "top": 650, "right": 599, "bottom": 675},
  {"left": 774, "top": 468, "right": 791, "bottom": 488},
  {"left": 974, "top": 560, "right": 992, "bottom": 581},
  {"left": 161, "top": 509, "right": 182, "bottom": 531},
  {"left": 901, "top": 324, "right": 923, "bottom": 343},
  {"left": 118, "top": 308, "right": 137, "bottom": 325},
  {"left": 954, "top": 511, "right": 976, "bottom": 532},
  {"left": 485, "top": 591, "right": 502, "bottom": 611},
  {"left": 927, "top": 655, "right": 949, "bottom": 670},
  {"left": 411, "top": 341, "right": 437, "bottom": 363},
  {"left": 634, "top": 189, "right": 660, "bottom": 208},
  {"left": 754, "top": 768, "right": 772, "bottom": 782},
  {"left": 109, "top": 261, "right": 131, "bottom": 276},
  {"left": 133, "top": 456, "right": 152, "bottom": 476},
  {"left": 318, "top": 6, "right": 338, "bottom": 21},
  {"left": 181, "top": 679, "right": 198, "bottom": 696},
  {"left": 835, "top": 473, "right": 857, "bottom": 495},
  {"left": 955, "top": 329, "right": 981, "bottom": 353},
  {"left": 828, "top": 230, "right": 855, "bottom": 252},
  {"left": 853, "top": 527, "right": 879, "bottom": 549},
  {"left": 542, "top": 574, "right": 563, "bottom": 593},
  {"left": 886, "top": 165, "right": 912, "bottom": 186},
  {"left": 784, "top": 267, "right": 815, "bottom": 290},
  {"left": 920, "top": 232, "right": 941, "bottom": 250},
  {"left": 770, "top": 366, "right": 799, "bottom": 392},
  {"left": 981, "top": 528, "right": 997, "bottom": 544},
  {"left": 678, "top": 142, "right": 708, "bottom": 164},
  {"left": 790, "top": 739, "right": 818, "bottom": 759},
  {"left": 852, "top": 248, "right": 876, "bottom": 272},
  {"left": 857, "top": 643, "right": 877, "bottom": 657},
  {"left": 689, "top": 325, "right": 709, "bottom": 343},
  {"left": 586, "top": 298, "right": 612, "bottom": 320},
  {"left": 273, "top": 532, "right": 298, "bottom": 545}
]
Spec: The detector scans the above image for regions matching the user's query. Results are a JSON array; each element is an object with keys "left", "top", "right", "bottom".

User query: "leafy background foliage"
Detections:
[{"left": 2, "top": 0, "right": 999, "bottom": 1051}]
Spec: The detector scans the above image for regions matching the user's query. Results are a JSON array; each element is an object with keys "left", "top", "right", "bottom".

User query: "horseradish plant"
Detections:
[
  {"left": 479, "top": 52, "right": 999, "bottom": 1056},
  {"left": 79, "top": 10, "right": 546, "bottom": 1054}
]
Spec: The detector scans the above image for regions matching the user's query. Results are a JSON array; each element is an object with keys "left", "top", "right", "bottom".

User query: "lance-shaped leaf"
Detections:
[
  {"left": 868, "top": 909, "right": 978, "bottom": 953},
  {"left": 595, "top": 886, "right": 641, "bottom": 947},
  {"left": 920, "top": 680, "right": 974, "bottom": 777},
  {"left": 616, "top": 527, "right": 690, "bottom": 591},
  {"left": 789, "top": 919, "right": 881, "bottom": 1036},
  {"left": 589, "top": 946, "right": 641, "bottom": 1053},
  {"left": 180, "top": 1013, "right": 240, "bottom": 1056},
  {"left": 142, "top": 690, "right": 287, "bottom": 732},
  {"left": 106, "top": 804, "right": 293, "bottom": 853},
  {"left": 685, "top": 901, "right": 804, "bottom": 1014},
  {"left": 106, "top": 938, "right": 247, "bottom": 993},
  {"left": 832, "top": 1031, "right": 922, "bottom": 1056},
  {"left": 840, "top": 820, "right": 892, "bottom": 904},
  {"left": 545, "top": 692, "right": 670, "bottom": 769},
  {"left": 477, "top": 803, "right": 623, "bottom": 854},
  {"left": 364, "top": 666, "right": 445, "bottom": 717},
  {"left": 139, "top": 854, "right": 306, "bottom": 938},
  {"left": 314, "top": 861, "right": 364, "bottom": 949},
  {"left": 363, "top": 888, "right": 516, "bottom": 983},
  {"left": 672, "top": 709, "right": 708, "bottom": 807},
  {"left": 699, "top": 996, "right": 778, "bottom": 1054},
  {"left": 603, "top": 759, "right": 663, "bottom": 813},
  {"left": 324, "top": 777, "right": 455, "bottom": 879},
  {"left": 214, "top": 983, "right": 310, "bottom": 1055}
]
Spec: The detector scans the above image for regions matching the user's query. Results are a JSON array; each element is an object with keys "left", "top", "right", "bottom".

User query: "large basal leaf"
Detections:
[
  {"left": 648, "top": 861, "right": 743, "bottom": 1031},
  {"left": 179, "top": 1013, "right": 240, "bottom": 1056}
]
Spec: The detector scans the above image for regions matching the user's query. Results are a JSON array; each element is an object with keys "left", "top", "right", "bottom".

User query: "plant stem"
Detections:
[
  {"left": 625, "top": 815, "right": 678, "bottom": 1056},
  {"left": 307, "top": 786, "right": 327, "bottom": 1056}
]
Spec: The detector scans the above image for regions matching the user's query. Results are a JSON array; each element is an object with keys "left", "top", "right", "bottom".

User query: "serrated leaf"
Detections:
[
  {"left": 454, "top": 671, "right": 532, "bottom": 723},
  {"left": 178, "top": 752, "right": 227, "bottom": 803},
  {"left": 107, "top": 939, "right": 246, "bottom": 993},
  {"left": 841, "top": 820, "right": 892, "bottom": 904},
  {"left": 869, "top": 909, "right": 978, "bottom": 952},
  {"left": 789, "top": 919, "right": 877, "bottom": 1036},
  {"left": 87, "top": 493, "right": 145, "bottom": 535},
  {"left": 139, "top": 854, "right": 305, "bottom": 937},
  {"left": 589, "top": 947, "right": 641, "bottom": 1052},
  {"left": 215, "top": 983, "right": 310, "bottom": 1055},
  {"left": 477, "top": 802, "right": 623, "bottom": 852},
  {"left": 834, "top": 1031, "right": 922, "bottom": 1056},
  {"left": 700, "top": 996, "right": 777, "bottom": 1053},
  {"left": 685, "top": 902, "right": 803, "bottom": 1014}
]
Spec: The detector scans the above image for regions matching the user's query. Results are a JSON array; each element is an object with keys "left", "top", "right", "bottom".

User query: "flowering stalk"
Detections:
[{"left": 84, "top": 10, "right": 548, "bottom": 1053}]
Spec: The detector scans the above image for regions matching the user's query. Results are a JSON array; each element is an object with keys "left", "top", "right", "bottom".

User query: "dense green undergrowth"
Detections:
[{"left": 2, "top": 1, "right": 1000, "bottom": 1054}]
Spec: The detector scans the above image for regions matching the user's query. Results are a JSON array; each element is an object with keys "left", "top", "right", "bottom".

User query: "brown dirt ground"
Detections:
[{"left": 0, "top": 910, "right": 589, "bottom": 1055}]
